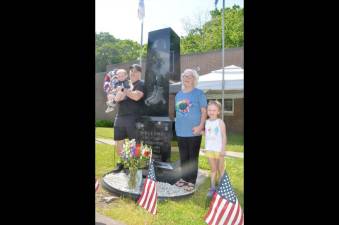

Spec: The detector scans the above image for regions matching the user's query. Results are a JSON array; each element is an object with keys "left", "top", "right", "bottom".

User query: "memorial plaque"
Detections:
[{"left": 136, "top": 117, "right": 172, "bottom": 162}]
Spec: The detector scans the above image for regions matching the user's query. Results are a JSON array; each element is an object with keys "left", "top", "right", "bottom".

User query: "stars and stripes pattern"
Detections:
[
  {"left": 204, "top": 172, "right": 244, "bottom": 225},
  {"left": 95, "top": 179, "right": 100, "bottom": 192},
  {"left": 137, "top": 159, "right": 157, "bottom": 215}
]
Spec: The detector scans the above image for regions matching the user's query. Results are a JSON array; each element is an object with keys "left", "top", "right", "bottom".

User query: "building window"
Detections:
[{"left": 214, "top": 99, "right": 234, "bottom": 115}]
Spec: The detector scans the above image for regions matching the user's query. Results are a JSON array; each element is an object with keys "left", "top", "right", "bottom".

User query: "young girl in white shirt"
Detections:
[{"left": 204, "top": 100, "right": 227, "bottom": 197}]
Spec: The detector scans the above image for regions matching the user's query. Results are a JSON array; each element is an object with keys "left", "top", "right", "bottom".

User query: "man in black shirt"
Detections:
[{"left": 111, "top": 65, "right": 145, "bottom": 173}]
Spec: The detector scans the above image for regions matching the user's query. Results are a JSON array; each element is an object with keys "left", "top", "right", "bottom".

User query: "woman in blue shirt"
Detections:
[{"left": 175, "top": 69, "right": 207, "bottom": 191}]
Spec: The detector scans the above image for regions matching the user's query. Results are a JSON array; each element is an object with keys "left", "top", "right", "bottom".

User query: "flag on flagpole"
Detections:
[
  {"left": 138, "top": 0, "right": 145, "bottom": 21},
  {"left": 137, "top": 159, "right": 158, "bottom": 215},
  {"left": 215, "top": 0, "right": 219, "bottom": 9},
  {"left": 95, "top": 179, "right": 100, "bottom": 192},
  {"left": 204, "top": 172, "right": 244, "bottom": 225}
]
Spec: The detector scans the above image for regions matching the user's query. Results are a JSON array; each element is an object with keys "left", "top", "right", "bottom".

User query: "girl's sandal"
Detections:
[
  {"left": 184, "top": 185, "right": 194, "bottom": 191},
  {"left": 175, "top": 179, "right": 186, "bottom": 187},
  {"left": 186, "top": 182, "right": 195, "bottom": 187}
]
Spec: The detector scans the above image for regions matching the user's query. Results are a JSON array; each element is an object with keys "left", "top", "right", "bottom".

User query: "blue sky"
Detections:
[{"left": 96, "top": 0, "right": 243, "bottom": 43}]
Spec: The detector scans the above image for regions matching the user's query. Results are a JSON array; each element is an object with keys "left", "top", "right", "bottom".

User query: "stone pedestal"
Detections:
[
  {"left": 102, "top": 170, "right": 195, "bottom": 200},
  {"left": 136, "top": 117, "right": 172, "bottom": 162}
]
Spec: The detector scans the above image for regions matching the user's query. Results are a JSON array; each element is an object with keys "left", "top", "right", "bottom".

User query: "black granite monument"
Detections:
[
  {"left": 143, "top": 27, "right": 181, "bottom": 116},
  {"left": 136, "top": 28, "right": 181, "bottom": 184},
  {"left": 137, "top": 27, "right": 180, "bottom": 161}
]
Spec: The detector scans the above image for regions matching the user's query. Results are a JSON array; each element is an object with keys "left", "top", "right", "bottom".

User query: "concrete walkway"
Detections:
[
  {"left": 96, "top": 212, "right": 125, "bottom": 225},
  {"left": 96, "top": 138, "right": 115, "bottom": 145},
  {"left": 96, "top": 138, "right": 244, "bottom": 159},
  {"left": 199, "top": 150, "right": 243, "bottom": 158}
]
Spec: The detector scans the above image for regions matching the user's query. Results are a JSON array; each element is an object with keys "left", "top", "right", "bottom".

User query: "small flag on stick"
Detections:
[
  {"left": 137, "top": 159, "right": 158, "bottom": 215},
  {"left": 95, "top": 179, "right": 100, "bottom": 192},
  {"left": 204, "top": 172, "right": 244, "bottom": 225}
]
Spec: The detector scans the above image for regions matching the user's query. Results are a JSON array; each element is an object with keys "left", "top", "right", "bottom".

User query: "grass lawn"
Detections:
[
  {"left": 96, "top": 138, "right": 244, "bottom": 225},
  {"left": 96, "top": 127, "right": 114, "bottom": 139},
  {"left": 96, "top": 127, "right": 244, "bottom": 153}
]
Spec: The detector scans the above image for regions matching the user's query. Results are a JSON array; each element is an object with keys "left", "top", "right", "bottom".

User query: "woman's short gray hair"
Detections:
[{"left": 181, "top": 69, "right": 199, "bottom": 89}]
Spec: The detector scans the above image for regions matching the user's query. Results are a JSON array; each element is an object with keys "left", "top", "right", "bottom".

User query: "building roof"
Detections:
[{"left": 170, "top": 65, "right": 243, "bottom": 92}]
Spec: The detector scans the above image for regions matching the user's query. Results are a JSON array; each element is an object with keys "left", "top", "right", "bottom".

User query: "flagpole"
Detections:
[
  {"left": 221, "top": 0, "right": 225, "bottom": 121},
  {"left": 138, "top": 0, "right": 144, "bottom": 67},
  {"left": 140, "top": 20, "right": 143, "bottom": 66}
]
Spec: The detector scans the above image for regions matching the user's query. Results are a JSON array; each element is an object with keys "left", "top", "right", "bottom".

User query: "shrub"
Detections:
[{"left": 95, "top": 120, "right": 113, "bottom": 127}]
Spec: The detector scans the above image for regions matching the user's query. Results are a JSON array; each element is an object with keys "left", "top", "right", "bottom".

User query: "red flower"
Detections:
[
  {"left": 143, "top": 148, "right": 151, "bottom": 158},
  {"left": 135, "top": 143, "right": 141, "bottom": 157}
]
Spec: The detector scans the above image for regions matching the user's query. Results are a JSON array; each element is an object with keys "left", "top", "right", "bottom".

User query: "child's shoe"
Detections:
[
  {"left": 106, "top": 101, "right": 115, "bottom": 107},
  {"left": 105, "top": 106, "right": 114, "bottom": 113},
  {"left": 207, "top": 187, "right": 216, "bottom": 198}
]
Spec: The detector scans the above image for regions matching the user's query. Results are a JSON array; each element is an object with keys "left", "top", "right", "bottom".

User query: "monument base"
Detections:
[
  {"left": 153, "top": 160, "right": 182, "bottom": 185},
  {"left": 102, "top": 170, "right": 194, "bottom": 201}
]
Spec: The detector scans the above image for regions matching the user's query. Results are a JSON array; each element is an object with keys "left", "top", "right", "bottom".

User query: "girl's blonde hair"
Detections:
[{"left": 208, "top": 100, "right": 222, "bottom": 118}]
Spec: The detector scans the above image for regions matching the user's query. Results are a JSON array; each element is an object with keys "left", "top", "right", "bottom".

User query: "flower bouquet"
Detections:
[{"left": 120, "top": 139, "right": 152, "bottom": 189}]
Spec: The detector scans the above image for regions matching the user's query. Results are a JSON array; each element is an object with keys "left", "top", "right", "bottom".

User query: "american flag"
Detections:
[
  {"left": 137, "top": 159, "right": 157, "bottom": 215},
  {"left": 215, "top": 0, "right": 219, "bottom": 9},
  {"left": 204, "top": 172, "right": 244, "bottom": 225},
  {"left": 95, "top": 179, "right": 100, "bottom": 192},
  {"left": 138, "top": 0, "right": 145, "bottom": 21}
]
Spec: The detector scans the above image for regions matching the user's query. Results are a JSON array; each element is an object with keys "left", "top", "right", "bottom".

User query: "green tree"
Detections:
[
  {"left": 113, "top": 40, "right": 141, "bottom": 63},
  {"left": 96, "top": 5, "right": 243, "bottom": 72},
  {"left": 181, "top": 5, "right": 243, "bottom": 54},
  {"left": 95, "top": 32, "right": 143, "bottom": 72},
  {"left": 95, "top": 32, "right": 117, "bottom": 48},
  {"left": 96, "top": 42, "right": 120, "bottom": 72}
]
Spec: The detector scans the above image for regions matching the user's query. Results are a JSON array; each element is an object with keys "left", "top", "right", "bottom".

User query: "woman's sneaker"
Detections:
[{"left": 207, "top": 187, "right": 216, "bottom": 198}]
